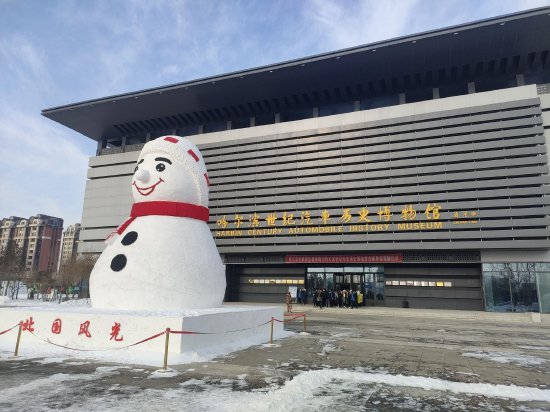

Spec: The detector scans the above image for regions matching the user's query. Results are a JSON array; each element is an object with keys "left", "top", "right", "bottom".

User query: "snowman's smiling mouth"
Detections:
[{"left": 133, "top": 178, "right": 165, "bottom": 196}]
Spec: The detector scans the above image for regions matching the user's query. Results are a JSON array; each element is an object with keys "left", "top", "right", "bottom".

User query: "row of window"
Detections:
[
  {"left": 247, "top": 278, "right": 305, "bottom": 285},
  {"left": 386, "top": 280, "right": 452, "bottom": 287},
  {"left": 104, "top": 73, "right": 550, "bottom": 151}
]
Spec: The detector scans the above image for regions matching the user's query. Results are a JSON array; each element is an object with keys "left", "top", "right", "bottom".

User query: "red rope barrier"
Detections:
[
  {"left": 169, "top": 330, "right": 213, "bottom": 335},
  {"left": 283, "top": 314, "right": 305, "bottom": 322},
  {"left": 0, "top": 323, "right": 19, "bottom": 336},
  {"left": 170, "top": 318, "right": 275, "bottom": 335}
]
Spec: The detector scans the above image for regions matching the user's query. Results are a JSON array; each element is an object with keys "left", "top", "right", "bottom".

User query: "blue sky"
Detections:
[{"left": 1, "top": 0, "right": 549, "bottom": 226}]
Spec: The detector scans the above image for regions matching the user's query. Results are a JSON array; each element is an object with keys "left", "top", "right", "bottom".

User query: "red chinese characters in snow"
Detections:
[
  {"left": 110, "top": 322, "right": 123, "bottom": 342},
  {"left": 78, "top": 320, "right": 92, "bottom": 338},
  {"left": 51, "top": 318, "right": 62, "bottom": 334},
  {"left": 21, "top": 317, "right": 35, "bottom": 332}
]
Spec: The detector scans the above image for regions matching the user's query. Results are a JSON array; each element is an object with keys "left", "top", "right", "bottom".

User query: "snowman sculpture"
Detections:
[{"left": 89, "top": 136, "right": 226, "bottom": 311}]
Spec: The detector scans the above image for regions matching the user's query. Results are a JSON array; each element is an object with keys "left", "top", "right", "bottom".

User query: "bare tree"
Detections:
[
  {"left": 0, "top": 240, "right": 26, "bottom": 299},
  {"left": 57, "top": 255, "right": 97, "bottom": 298}
]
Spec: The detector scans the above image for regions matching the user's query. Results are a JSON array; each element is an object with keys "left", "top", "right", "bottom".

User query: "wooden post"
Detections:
[
  {"left": 270, "top": 317, "right": 274, "bottom": 344},
  {"left": 303, "top": 314, "right": 307, "bottom": 333},
  {"left": 163, "top": 328, "right": 170, "bottom": 370},
  {"left": 14, "top": 322, "right": 23, "bottom": 357}
]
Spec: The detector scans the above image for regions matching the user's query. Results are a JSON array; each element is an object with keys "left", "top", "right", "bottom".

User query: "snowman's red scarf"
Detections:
[{"left": 115, "top": 201, "right": 209, "bottom": 235}]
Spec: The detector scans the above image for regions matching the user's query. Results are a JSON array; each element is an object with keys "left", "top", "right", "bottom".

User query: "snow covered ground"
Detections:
[
  {"left": 1, "top": 360, "right": 550, "bottom": 412},
  {"left": 2, "top": 299, "right": 550, "bottom": 411}
]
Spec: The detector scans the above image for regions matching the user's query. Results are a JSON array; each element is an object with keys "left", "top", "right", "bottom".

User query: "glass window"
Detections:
[
  {"left": 326, "top": 272, "right": 334, "bottom": 290},
  {"left": 406, "top": 88, "right": 433, "bottom": 103},
  {"left": 438, "top": 82, "right": 468, "bottom": 99},
  {"left": 255, "top": 113, "right": 275, "bottom": 126},
  {"left": 280, "top": 107, "right": 312, "bottom": 122},
  {"left": 483, "top": 263, "right": 540, "bottom": 312},
  {"left": 361, "top": 94, "right": 399, "bottom": 110},
  {"left": 318, "top": 101, "right": 355, "bottom": 117},
  {"left": 203, "top": 121, "right": 226, "bottom": 133}
]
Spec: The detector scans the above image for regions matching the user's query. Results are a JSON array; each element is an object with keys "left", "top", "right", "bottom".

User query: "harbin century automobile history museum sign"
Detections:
[{"left": 214, "top": 203, "right": 479, "bottom": 238}]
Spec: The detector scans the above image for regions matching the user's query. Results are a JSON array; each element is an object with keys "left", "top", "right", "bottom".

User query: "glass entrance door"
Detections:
[{"left": 307, "top": 265, "right": 385, "bottom": 306}]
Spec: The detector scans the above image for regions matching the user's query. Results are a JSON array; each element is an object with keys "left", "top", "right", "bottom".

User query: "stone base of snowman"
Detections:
[
  {"left": 0, "top": 136, "right": 284, "bottom": 363},
  {"left": 0, "top": 304, "right": 285, "bottom": 364}
]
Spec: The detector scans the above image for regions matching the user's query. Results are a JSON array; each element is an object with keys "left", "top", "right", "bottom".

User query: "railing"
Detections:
[{"left": 99, "top": 143, "right": 145, "bottom": 156}]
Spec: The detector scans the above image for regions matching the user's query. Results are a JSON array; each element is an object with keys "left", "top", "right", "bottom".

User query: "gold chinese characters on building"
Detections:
[{"left": 214, "top": 204, "right": 479, "bottom": 237}]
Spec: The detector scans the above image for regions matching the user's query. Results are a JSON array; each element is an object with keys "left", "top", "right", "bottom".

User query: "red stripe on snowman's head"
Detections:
[
  {"left": 164, "top": 136, "right": 179, "bottom": 144},
  {"left": 187, "top": 149, "right": 200, "bottom": 162},
  {"left": 204, "top": 173, "right": 210, "bottom": 187}
]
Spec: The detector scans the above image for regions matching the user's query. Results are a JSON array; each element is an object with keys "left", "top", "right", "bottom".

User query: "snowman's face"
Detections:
[{"left": 131, "top": 153, "right": 200, "bottom": 204}]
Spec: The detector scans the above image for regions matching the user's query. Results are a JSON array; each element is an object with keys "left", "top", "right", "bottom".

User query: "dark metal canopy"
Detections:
[{"left": 42, "top": 7, "right": 550, "bottom": 142}]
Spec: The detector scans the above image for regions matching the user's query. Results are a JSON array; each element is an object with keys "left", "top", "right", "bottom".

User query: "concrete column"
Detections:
[
  {"left": 432, "top": 88, "right": 440, "bottom": 99},
  {"left": 313, "top": 107, "right": 319, "bottom": 117},
  {"left": 516, "top": 73, "right": 525, "bottom": 86},
  {"left": 145, "top": 132, "right": 151, "bottom": 142},
  {"left": 399, "top": 93, "right": 406, "bottom": 104},
  {"left": 198, "top": 125, "right": 204, "bottom": 134},
  {"left": 226, "top": 120, "right": 232, "bottom": 130},
  {"left": 274, "top": 113, "right": 281, "bottom": 123},
  {"left": 250, "top": 117, "right": 255, "bottom": 127},
  {"left": 468, "top": 82, "right": 476, "bottom": 94},
  {"left": 354, "top": 100, "right": 360, "bottom": 111}
]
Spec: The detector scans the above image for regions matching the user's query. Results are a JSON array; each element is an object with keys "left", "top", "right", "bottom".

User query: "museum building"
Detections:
[{"left": 43, "top": 8, "right": 550, "bottom": 312}]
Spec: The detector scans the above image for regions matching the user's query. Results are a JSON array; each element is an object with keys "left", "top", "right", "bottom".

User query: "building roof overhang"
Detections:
[{"left": 42, "top": 7, "right": 550, "bottom": 142}]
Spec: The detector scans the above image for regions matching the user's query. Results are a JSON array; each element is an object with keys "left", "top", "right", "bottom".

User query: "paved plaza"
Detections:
[{"left": 1, "top": 305, "right": 549, "bottom": 411}]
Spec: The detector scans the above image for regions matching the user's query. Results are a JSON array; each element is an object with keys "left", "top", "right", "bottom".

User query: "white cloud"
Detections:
[
  {"left": 0, "top": 34, "right": 54, "bottom": 98},
  {"left": 304, "top": 0, "right": 420, "bottom": 50},
  {"left": 0, "top": 105, "right": 91, "bottom": 224}
]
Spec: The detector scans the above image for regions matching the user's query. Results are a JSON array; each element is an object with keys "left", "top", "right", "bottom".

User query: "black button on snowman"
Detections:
[
  {"left": 109, "top": 231, "right": 138, "bottom": 272},
  {"left": 89, "top": 136, "right": 226, "bottom": 311}
]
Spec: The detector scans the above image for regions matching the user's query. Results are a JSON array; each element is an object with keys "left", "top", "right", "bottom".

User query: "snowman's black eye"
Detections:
[
  {"left": 134, "top": 166, "right": 138, "bottom": 173},
  {"left": 156, "top": 163, "right": 166, "bottom": 172}
]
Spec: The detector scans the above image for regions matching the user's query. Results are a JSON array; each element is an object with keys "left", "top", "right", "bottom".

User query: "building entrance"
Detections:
[{"left": 306, "top": 266, "right": 385, "bottom": 305}]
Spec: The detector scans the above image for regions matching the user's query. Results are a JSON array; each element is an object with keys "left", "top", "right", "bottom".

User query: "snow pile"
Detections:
[
  {"left": 3, "top": 367, "right": 550, "bottom": 411},
  {"left": 462, "top": 351, "right": 547, "bottom": 366},
  {"left": 148, "top": 369, "right": 179, "bottom": 379},
  {"left": 517, "top": 345, "right": 550, "bottom": 351},
  {"left": 0, "top": 296, "right": 11, "bottom": 305}
]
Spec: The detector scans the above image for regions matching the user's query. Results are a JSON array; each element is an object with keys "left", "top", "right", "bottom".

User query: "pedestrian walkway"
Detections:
[{"left": 224, "top": 301, "right": 550, "bottom": 325}]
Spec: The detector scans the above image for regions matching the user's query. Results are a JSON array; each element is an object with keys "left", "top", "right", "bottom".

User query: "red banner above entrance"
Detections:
[{"left": 284, "top": 254, "right": 403, "bottom": 264}]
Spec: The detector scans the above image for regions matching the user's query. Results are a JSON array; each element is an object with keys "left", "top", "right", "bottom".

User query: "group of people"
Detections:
[
  {"left": 312, "top": 288, "right": 363, "bottom": 309},
  {"left": 285, "top": 288, "right": 364, "bottom": 312},
  {"left": 27, "top": 285, "right": 80, "bottom": 302}
]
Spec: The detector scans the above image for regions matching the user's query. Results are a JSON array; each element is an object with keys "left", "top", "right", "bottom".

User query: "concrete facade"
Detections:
[
  {"left": 0, "top": 215, "right": 64, "bottom": 275},
  {"left": 60, "top": 223, "right": 81, "bottom": 267}
]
